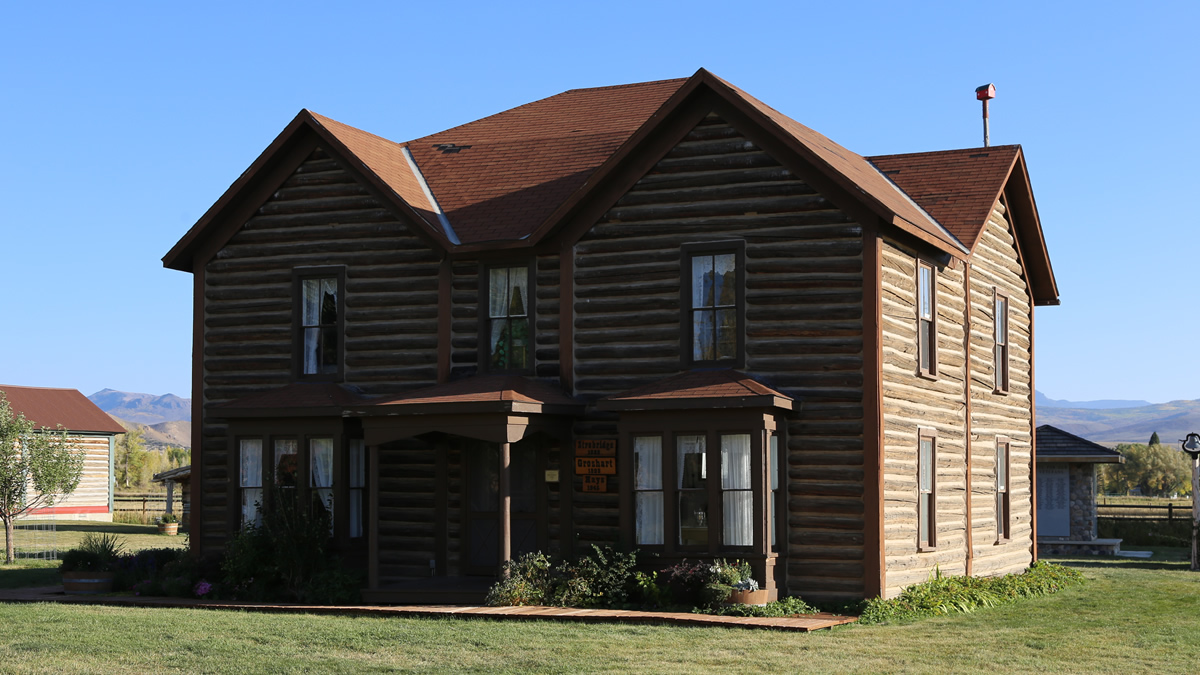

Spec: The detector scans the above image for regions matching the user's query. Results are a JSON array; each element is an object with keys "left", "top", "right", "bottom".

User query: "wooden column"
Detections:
[
  {"left": 499, "top": 441, "right": 512, "bottom": 575},
  {"left": 165, "top": 481, "right": 175, "bottom": 515},
  {"left": 368, "top": 444, "right": 380, "bottom": 590}
]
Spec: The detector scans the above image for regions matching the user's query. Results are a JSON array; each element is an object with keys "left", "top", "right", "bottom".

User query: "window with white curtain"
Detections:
[
  {"left": 310, "top": 438, "right": 334, "bottom": 530},
  {"left": 300, "top": 276, "right": 340, "bottom": 375},
  {"left": 274, "top": 439, "right": 298, "bottom": 487},
  {"left": 239, "top": 439, "right": 263, "bottom": 527},
  {"left": 917, "top": 262, "right": 937, "bottom": 376},
  {"left": 769, "top": 435, "right": 779, "bottom": 549},
  {"left": 349, "top": 439, "right": 365, "bottom": 539},
  {"left": 634, "top": 436, "right": 663, "bottom": 546},
  {"left": 487, "top": 266, "right": 530, "bottom": 371},
  {"left": 721, "top": 434, "right": 753, "bottom": 547},
  {"left": 918, "top": 430, "right": 937, "bottom": 549},
  {"left": 677, "top": 435, "right": 708, "bottom": 547}
]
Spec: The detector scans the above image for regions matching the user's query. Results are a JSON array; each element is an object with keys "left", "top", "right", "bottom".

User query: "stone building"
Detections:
[{"left": 1035, "top": 424, "right": 1124, "bottom": 555}]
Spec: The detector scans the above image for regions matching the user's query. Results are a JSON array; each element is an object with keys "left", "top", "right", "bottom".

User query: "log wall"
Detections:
[
  {"left": 199, "top": 146, "right": 442, "bottom": 550},
  {"left": 573, "top": 113, "right": 867, "bottom": 601},
  {"left": 968, "top": 202, "right": 1035, "bottom": 577},
  {"left": 32, "top": 433, "right": 112, "bottom": 518},
  {"left": 377, "top": 438, "right": 436, "bottom": 582},
  {"left": 879, "top": 241, "right": 969, "bottom": 597}
]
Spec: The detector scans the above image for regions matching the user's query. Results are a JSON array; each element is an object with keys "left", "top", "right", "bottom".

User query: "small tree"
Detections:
[
  {"left": 116, "top": 428, "right": 147, "bottom": 490},
  {"left": 0, "top": 394, "right": 85, "bottom": 563},
  {"left": 1149, "top": 432, "right": 1161, "bottom": 447}
]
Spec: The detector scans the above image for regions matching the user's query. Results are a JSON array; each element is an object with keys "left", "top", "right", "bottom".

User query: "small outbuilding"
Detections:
[
  {"left": 0, "top": 384, "right": 127, "bottom": 521},
  {"left": 151, "top": 464, "right": 191, "bottom": 526},
  {"left": 1035, "top": 424, "right": 1124, "bottom": 555}
]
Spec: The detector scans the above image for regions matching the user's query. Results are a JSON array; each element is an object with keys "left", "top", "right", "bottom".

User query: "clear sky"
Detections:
[{"left": 1, "top": 1, "right": 1196, "bottom": 404}]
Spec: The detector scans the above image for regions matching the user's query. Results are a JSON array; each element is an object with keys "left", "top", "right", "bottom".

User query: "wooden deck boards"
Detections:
[{"left": 0, "top": 586, "right": 857, "bottom": 632}]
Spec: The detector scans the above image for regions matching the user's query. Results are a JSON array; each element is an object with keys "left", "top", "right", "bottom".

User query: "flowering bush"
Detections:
[
  {"left": 660, "top": 558, "right": 757, "bottom": 609},
  {"left": 193, "top": 580, "right": 213, "bottom": 598}
]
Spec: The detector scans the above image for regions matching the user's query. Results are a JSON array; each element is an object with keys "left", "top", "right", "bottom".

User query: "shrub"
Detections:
[
  {"left": 712, "top": 595, "right": 817, "bottom": 618},
  {"left": 660, "top": 558, "right": 756, "bottom": 609},
  {"left": 487, "top": 546, "right": 639, "bottom": 609},
  {"left": 61, "top": 533, "right": 126, "bottom": 573},
  {"left": 858, "top": 561, "right": 1084, "bottom": 624},
  {"left": 112, "top": 547, "right": 186, "bottom": 591}
]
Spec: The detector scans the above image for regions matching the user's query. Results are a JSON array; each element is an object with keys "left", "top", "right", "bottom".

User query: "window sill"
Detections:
[
  {"left": 917, "top": 544, "right": 937, "bottom": 553},
  {"left": 917, "top": 370, "right": 938, "bottom": 382},
  {"left": 995, "top": 537, "right": 1011, "bottom": 545}
]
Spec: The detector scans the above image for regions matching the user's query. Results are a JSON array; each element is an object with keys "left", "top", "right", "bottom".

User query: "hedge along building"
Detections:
[
  {"left": 0, "top": 385, "right": 126, "bottom": 521},
  {"left": 163, "top": 69, "right": 1058, "bottom": 602}
]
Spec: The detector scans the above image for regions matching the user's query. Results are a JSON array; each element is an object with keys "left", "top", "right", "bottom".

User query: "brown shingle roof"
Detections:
[
  {"left": 405, "top": 79, "right": 687, "bottom": 244},
  {"left": 708, "top": 75, "right": 966, "bottom": 255},
  {"left": 1036, "top": 425, "right": 1124, "bottom": 464},
  {"left": 868, "top": 146, "right": 1020, "bottom": 250},
  {"left": 0, "top": 385, "right": 125, "bottom": 434},
  {"left": 369, "top": 375, "right": 579, "bottom": 408},
  {"left": 599, "top": 370, "right": 793, "bottom": 411}
]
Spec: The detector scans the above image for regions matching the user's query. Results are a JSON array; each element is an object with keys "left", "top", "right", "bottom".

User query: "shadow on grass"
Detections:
[
  {"left": 52, "top": 523, "right": 158, "bottom": 535},
  {"left": 0, "top": 563, "right": 60, "bottom": 589},
  {"left": 1045, "top": 546, "right": 1193, "bottom": 572}
]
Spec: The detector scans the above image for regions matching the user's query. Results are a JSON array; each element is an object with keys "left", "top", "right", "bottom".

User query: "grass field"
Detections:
[
  {"left": 10, "top": 520, "right": 187, "bottom": 557},
  {"left": 0, "top": 549, "right": 1198, "bottom": 673}
]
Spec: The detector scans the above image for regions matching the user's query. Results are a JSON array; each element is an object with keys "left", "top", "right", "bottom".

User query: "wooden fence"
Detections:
[
  {"left": 1097, "top": 503, "right": 1193, "bottom": 522},
  {"left": 114, "top": 494, "right": 186, "bottom": 516}
]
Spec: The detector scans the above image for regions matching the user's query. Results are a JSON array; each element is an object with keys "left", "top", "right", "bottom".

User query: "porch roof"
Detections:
[
  {"left": 347, "top": 375, "right": 584, "bottom": 417},
  {"left": 597, "top": 369, "right": 793, "bottom": 412}
]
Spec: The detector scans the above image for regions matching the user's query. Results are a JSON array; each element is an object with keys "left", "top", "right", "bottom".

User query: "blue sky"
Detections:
[{"left": 1, "top": 1, "right": 1196, "bottom": 403}]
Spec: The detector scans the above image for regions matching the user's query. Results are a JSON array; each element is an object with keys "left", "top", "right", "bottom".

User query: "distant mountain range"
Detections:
[
  {"left": 88, "top": 389, "right": 190, "bottom": 425},
  {"left": 88, "top": 389, "right": 191, "bottom": 450},
  {"left": 1035, "top": 391, "right": 1200, "bottom": 445}
]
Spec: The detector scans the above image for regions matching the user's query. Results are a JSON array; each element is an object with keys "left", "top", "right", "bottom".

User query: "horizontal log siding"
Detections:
[
  {"left": 574, "top": 114, "right": 866, "bottom": 600},
  {"left": 969, "top": 203, "right": 1034, "bottom": 577},
  {"left": 377, "top": 439, "right": 436, "bottom": 582},
  {"left": 36, "top": 434, "right": 111, "bottom": 511},
  {"left": 879, "top": 242, "right": 969, "bottom": 597},
  {"left": 200, "top": 147, "right": 441, "bottom": 549}
]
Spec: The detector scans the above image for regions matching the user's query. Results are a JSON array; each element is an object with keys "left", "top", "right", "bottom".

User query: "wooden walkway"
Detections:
[{"left": 0, "top": 585, "right": 856, "bottom": 632}]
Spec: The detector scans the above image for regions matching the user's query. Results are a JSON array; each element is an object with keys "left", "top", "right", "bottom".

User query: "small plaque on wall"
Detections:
[
  {"left": 544, "top": 470, "right": 560, "bottom": 483},
  {"left": 583, "top": 475, "right": 607, "bottom": 493},
  {"left": 575, "top": 439, "right": 616, "bottom": 457}
]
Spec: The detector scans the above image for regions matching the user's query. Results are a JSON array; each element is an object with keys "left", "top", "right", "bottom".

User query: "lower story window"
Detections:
[
  {"left": 310, "top": 437, "right": 334, "bottom": 529},
  {"left": 349, "top": 439, "right": 366, "bottom": 539},
  {"left": 631, "top": 430, "right": 763, "bottom": 550},
  {"left": 997, "top": 439, "right": 1011, "bottom": 541},
  {"left": 239, "top": 439, "right": 263, "bottom": 527},
  {"left": 918, "top": 429, "right": 937, "bottom": 549}
]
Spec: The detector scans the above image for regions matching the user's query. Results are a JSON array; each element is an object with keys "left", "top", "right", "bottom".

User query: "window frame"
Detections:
[
  {"left": 680, "top": 240, "right": 746, "bottom": 369},
  {"left": 996, "top": 436, "right": 1011, "bottom": 542},
  {"left": 238, "top": 437, "right": 264, "bottom": 528},
  {"left": 993, "top": 288, "right": 1010, "bottom": 394},
  {"left": 917, "top": 427, "right": 938, "bottom": 551},
  {"left": 292, "top": 266, "right": 346, "bottom": 382},
  {"left": 479, "top": 261, "right": 535, "bottom": 374},
  {"left": 917, "top": 260, "right": 938, "bottom": 378}
]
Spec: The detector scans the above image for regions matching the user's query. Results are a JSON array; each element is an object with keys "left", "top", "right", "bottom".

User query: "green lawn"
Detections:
[
  {"left": 10, "top": 520, "right": 187, "bottom": 558},
  {"left": 1, "top": 549, "right": 1198, "bottom": 673}
]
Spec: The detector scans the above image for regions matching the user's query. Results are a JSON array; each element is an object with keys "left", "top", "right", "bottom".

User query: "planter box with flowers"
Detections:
[{"left": 158, "top": 512, "right": 180, "bottom": 535}]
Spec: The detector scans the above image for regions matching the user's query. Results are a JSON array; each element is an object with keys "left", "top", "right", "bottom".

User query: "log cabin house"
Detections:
[
  {"left": 0, "top": 385, "right": 126, "bottom": 521},
  {"left": 163, "top": 69, "right": 1058, "bottom": 602}
]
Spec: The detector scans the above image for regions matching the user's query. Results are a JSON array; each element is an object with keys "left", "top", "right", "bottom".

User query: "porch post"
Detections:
[
  {"left": 165, "top": 480, "right": 175, "bottom": 515},
  {"left": 499, "top": 441, "right": 512, "bottom": 575},
  {"left": 368, "top": 443, "right": 380, "bottom": 590}
]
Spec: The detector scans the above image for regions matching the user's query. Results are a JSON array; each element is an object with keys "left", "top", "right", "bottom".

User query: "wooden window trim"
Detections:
[
  {"left": 680, "top": 240, "right": 746, "bottom": 369},
  {"left": 292, "top": 266, "right": 346, "bottom": 382},
  {"left": 996, "top": 436, "right": 1012, "bottom": 543},
  {"left": 917, "top": 427, "right": 938, "bottom": 551},
  {"left": 478, "top": 261, "right": 535, "bottom": 374},
  {"left": 917, "top": 260, "right": 938, "bottom": 379},
  {"left": 993, "top": 288, "right": 1010, "bottom": 394}
]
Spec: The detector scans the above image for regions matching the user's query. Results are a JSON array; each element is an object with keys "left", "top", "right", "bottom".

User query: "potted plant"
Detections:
[
  {"left": 158, "top": 512, "right": 180, "bottom": 535},
  {"left": 717, "top": 559, "right": 769, "bottom": 606},
  {"left": 60, "top": 532, "right": 125, "bottom": 594}
]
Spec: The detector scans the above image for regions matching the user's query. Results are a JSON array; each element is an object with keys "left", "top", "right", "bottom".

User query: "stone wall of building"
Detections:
[{"left": 1068, "top": 463, "right": 1097, "bottom": 540}]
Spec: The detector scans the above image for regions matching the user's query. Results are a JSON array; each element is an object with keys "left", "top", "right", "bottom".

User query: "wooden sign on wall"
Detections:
[
  {"left": 575, "top": 439, "right": 616, "bottom": 457},
  {"left": 583, "top": 475, "right": 607, "bottom": 493},
  {"left": 575, "top": 457, "right": 616, "bottom": 475}
]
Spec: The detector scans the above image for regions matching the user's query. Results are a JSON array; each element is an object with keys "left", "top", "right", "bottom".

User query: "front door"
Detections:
[{"left": 465, "top": 442, "right": 541, "bottom": 575}]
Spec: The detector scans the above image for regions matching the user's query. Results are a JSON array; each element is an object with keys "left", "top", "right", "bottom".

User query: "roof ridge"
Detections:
[
  {"left": 0, "top": 384, "right": 80, "bottom": 392},
  {"left": 307, "top": 110, "right": 404, "bottom": 147},
  {"left": 561, "top": 77, "right": 689, "bottom": 94},
  {"left": 868, "top": 145, "right": 1021, "bottom": 161}
]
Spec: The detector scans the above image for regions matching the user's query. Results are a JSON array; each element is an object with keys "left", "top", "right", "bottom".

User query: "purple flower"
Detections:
[{"left": 194, "top": 580, "right": 213, "bottom": 598}]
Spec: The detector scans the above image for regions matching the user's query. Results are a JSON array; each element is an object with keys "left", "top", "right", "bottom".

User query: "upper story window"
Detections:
[
  {"left": 994, "top": 290, "right": 1010, "bottom": 393},
  {"left": 917, "top": 262, "right": 937, "bottom": 377},
  {"left": 295, "top": 267, "right": 345, "bottom": 379},
  {"left": 486, "top": 265, "right": 531, "bottom": 372},
  {"left": 682, "top": 241, "right": 745, "bottom": 367}
]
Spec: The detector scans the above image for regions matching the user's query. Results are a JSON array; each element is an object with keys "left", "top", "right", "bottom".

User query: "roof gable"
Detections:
[
  {"left": 1036, "top": 425, "right": 1124, "bottom": 463},
  {"left": 0, "top": 385, "right": 126, "bottom": 435}
]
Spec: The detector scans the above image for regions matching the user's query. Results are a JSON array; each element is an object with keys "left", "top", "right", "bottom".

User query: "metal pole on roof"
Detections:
[{"left": 975, "top": 84, "right": 996, "bottom": 147}]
